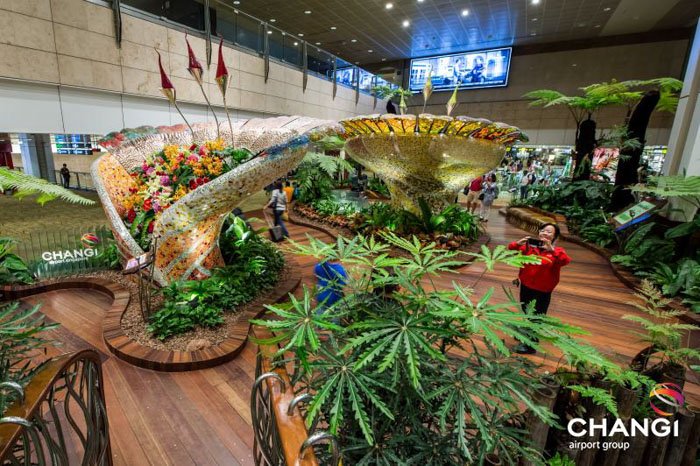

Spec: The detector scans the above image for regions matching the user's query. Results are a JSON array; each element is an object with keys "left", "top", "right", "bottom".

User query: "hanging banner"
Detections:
[
  {"left": 112, "top": 0, "right": 122, "bottom": 48},
  {"left": 302, "top": 42, "right": 308, "bottom": 92},
  {"left": 332, "top": 57, "right": 337, "bottom": 100},
  {"left": 264, "top": 23, "right": 270, "bottom": 83}
]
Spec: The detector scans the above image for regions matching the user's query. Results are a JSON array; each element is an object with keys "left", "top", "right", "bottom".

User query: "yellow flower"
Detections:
[
  {"left": 163, "top": 144, "right": 180, "bottom": 161},
  {"left": 205, "top": 139, "right": 225, "bottom": 152}
]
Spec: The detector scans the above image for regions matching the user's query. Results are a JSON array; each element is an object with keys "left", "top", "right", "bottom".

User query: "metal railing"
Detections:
[
  {"left": 53, "top": 171, "right": 96, "bottom": 191},
  {"left": 118, "top": 0, "right": 398, "bottom": 95},
  {"left": 251, "top": 351, "right": 340, "bottom": 466},
  {"left": 0, "top": 350, "right": 112, "bottom": 466}
]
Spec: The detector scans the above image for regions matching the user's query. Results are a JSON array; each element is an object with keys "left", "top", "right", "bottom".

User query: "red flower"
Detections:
[
  {"left": 196, "top": 177, "right": 204, "bottom": 186},
  {"left": 198, "top": 146, "right": 207, "bottom": 156},
  {"left": 189, "top": 144, "right": 197, "bottom": 151},
  {"left": 127, "top": 208, "right": 136, "bottom": 222},
  {"left": 189, "top": 179, "right": 197, "bottom": 190},
  {"left": 143, "top": 198, "right": 153, "bottom": 211},
  {"left": 147, "top": 221, "right": 155, "bottom": 233},
  {"left": 202, "top": 177, "right": 210, "bottom": 184}
]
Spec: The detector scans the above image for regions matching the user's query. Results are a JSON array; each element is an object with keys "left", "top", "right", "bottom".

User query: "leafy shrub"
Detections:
[
  {"left": 295, "top": 152, "right": 355, "bottom": 204},
  {"left": 0, "top": 237, "right": 33, "bottom": 285},
  {"left": 148, "top": 214, "right": 285, "bottom": 339},
  {"left": 254, "top": 234, "right": 627, "bottom": 465},
  {"left": 367, "top": 176, "right": 390, "bottom": 197},
  {"left": 1, "top": 302, "right": 57, "bottom": 415}
]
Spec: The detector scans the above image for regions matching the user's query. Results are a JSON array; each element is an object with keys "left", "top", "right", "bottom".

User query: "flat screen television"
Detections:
[{"left": 409, "top": 47, "right": 512, "bottom": 92}]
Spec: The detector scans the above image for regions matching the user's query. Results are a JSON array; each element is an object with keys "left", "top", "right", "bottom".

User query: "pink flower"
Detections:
[
  {"left": 145, "top": 167, "right": 155, "bottom": 176},
  {"left": 153, "top": 200, "right": 162, "bottom": 212},
  {"left": 160, "top": 175, "right": 171, "bottom": 186},
  {"left": 187, "top": 155, "right": 199, "bottom": 163}
]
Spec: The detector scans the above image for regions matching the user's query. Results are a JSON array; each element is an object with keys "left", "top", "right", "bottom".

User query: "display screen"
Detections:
[
  {"left": 336, "top": 67, "right": 356, "bottom": 87},
  {"left": 359, "top": 69, "right": 373, "bottom": 93},
  {"left": 54, "top": 134, "right": 92, "bottom": 155},
  {"left": 409, "top": 47, "right": 512, "bottom": 92}
]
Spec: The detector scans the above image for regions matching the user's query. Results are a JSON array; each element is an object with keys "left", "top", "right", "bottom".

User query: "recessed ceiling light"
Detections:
[
  {"left": 298, "top": 33, "right": 304, "bottom": 36},
  {"left": 572, "top": 63, "right": 577, "bottom": 67},
  {"left": 351, "top": 39, "right": 357, "bottom": 42},
  {"left": 293, "top": 42, "right": 298, "bottom": 46},
  {"left": 604, "top": 7, "right": 611, "bottom": 11},
  {"left": 531, "top": 0, "right": 540, "bottom": 4},
  {"left": 594, "top": 24, "right": 601, "bottom": 28},
  {"left": 386, "top": 3, "right": 393, "bottom": 9},
  {"left": 315, "top": 42, "right": 321, "bottom": 45},
  {"left": 530, "top": 32, "right": 537, "bottom": 36},
  {"left": 577, "top": 22, "right": 586, "bottom": 27},
  {"left": 267, "top": 30, "right": 272, "bottom": 34},
  {"left": 531, "top": 17, "right": 538, "bottom": 21},
  {"left": 368, "top": 49, "right": 373, "bottom": 53},
  {"left": 402, "top": 19, "right": 410, "bottom": 27},
  {"left": 382, "top": 58, "right": 387, "bottom": 61},
  {"left": 330, "top": 26, "right": 337, "bottom": 30},
  {"left": 461, "top": 9, "right": 469, "bottom": 16},
  {"left": 304, "top": 10, "right": 311, "bottom": 14},
  {"left": 417, "top": 0, "right": 424, "bottom": 2},
  {"left": 355, "top": 61, "right": 360, "bottom": 64},
  {"left": 233, "top": 0, "right": 240, "bottom": 4},
  {"left": 270, "top": 18, "right": 276, "bottom": 22}
]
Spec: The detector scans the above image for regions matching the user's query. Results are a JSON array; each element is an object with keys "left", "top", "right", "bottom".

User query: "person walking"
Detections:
[
  {"left": 464, "top": 174, "right": 484, "bottom": 214},
  {"left": 479, "top": 173, "right": 499, "bottom": 222},
  {"left": 507, "top": 223, "right": 571, "bottom": 354},
  {"left": 265, "top": 181, "right": 289, "bottom": 238},
  {"left": 60, "top": 164, "right": 71, "bottom": 189},
  {"left": 518, "top": 169, "right": 530, "bottom": 200},
  {"left": 283, "top": 180, "right": 294, "bottom": 204}
]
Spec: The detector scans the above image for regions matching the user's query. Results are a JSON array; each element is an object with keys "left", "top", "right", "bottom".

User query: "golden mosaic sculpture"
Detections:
[{"left": 340, "top": 114, "right": 528, "bottom": 213}]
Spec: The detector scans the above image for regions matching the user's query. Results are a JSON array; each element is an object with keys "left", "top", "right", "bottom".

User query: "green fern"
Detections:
[
  {"left": 467, "top": 244, "right": 542, "bottom": 271},
  {"left": 0, "top": 167, "right": 95, "bottom": 205},
  {"left": 569, "top": 385, "right": 619, "bottom": 417}
]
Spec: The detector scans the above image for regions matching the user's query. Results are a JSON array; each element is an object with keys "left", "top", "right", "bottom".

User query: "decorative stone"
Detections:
[{"left": 185, "top": 338, "right": 212, "bottom": 351}]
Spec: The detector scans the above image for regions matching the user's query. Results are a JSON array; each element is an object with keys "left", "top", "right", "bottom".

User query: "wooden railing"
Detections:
[
  {"left": 0, "top": 350, "right": 112, "bottom": 466},
  {"left": 251, "top": 327, "right": 340, "bottom": 466}
]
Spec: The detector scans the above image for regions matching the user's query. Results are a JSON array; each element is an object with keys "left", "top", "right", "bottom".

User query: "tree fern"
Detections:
[{"left": 0, "top": 167, "right": 95, "bottom": 205}]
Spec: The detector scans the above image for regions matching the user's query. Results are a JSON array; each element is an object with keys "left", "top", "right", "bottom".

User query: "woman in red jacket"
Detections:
[{"left": 507, "top": 223, "right": 571, "bottom": 354}]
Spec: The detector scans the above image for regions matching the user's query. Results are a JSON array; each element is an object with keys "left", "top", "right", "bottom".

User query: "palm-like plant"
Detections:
[
  {"left": 253, "top": 234, "right": 621, "bottom": 465},
  {"left": 0, "top": 167, "right": 95, "bottom": 205},
  {"left": 295, "top": 152, "right": 355, "bottom": 204}
]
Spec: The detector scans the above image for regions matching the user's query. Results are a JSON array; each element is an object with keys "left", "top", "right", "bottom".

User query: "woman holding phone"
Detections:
[{"left": 507, "top": 223, "right": 571, "bottom": 354}]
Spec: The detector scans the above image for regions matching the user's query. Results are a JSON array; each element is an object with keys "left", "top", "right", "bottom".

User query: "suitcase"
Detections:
[{"left": 269, "top": 225, "right": 285, "bottom": 242}]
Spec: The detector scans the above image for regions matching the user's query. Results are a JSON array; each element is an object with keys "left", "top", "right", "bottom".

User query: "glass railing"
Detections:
[{"left": 121, "top": 0, "right": 399, "bottom": 95}]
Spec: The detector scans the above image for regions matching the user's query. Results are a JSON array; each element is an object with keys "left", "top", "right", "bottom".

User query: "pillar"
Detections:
[{"left": 18, "top": 133, "right": 56, "bottom": 182}]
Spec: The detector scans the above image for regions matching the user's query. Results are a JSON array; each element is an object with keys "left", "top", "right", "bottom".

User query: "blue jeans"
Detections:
[{"left": 273, "top": 210, "right": 289, "bottom": 237}]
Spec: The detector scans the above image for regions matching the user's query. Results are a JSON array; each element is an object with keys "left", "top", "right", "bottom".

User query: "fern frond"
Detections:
[{"left": 0, "top": 168, "right": 95, "bottom": 205}]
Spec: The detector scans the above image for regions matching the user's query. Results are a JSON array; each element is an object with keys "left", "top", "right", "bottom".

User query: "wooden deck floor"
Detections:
[{"left": 17, "top": 208, "right": 699, "bottom": 465}]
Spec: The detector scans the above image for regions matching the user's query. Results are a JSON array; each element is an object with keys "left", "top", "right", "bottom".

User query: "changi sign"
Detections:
[{"left": 41, "top": 233, "right": 101, "bottom": 266}]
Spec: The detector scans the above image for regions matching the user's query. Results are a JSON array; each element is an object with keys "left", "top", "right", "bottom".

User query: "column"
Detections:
[{"left": 18, "top": 134, "right": 56, "bottom": 182}]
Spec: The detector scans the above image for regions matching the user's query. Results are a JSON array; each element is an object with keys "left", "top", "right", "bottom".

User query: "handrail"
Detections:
[
  {"left": 0, "top": 349, "right": 112, "bottom": 465},
  {"left": 252, "top": 326, "right": 330, "bottom": 466}
]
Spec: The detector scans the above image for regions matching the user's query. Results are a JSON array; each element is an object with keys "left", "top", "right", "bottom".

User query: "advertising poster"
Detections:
[{"left": 409, "top": 47, "right": 512, "bottom": 92}]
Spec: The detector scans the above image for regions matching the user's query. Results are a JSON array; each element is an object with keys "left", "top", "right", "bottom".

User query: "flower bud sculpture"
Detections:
[
  {"left": 215, "top": 37, "right": 234, "bottom": 148},
  {"left": 186, "top": 34, "right": 220, "bottom": 139},
  {"left": 157, "top": 50, "right": 194, "bottom": 136}
]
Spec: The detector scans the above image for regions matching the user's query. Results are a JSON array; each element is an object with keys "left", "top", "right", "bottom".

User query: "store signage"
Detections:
[{"left": 40, "top": 232, "right": 101, "bottom": 266}]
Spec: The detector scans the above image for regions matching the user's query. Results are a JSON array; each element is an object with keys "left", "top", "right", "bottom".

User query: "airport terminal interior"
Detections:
[{"left": 2, "top": 0, "right": 700, "bottom": 465}]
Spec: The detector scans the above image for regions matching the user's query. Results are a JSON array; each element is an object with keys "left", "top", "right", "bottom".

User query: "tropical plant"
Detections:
[
  {"left": 0, "top": 237, "right": 33, "bottom": 285},
  {"left": 295, "top": 152, "right": 355, "bottom": 203},
  {"left": 0, "top": 167, "right": 95, "bottom": 205},
  {"left": 367, "top": 176, "right": 390, "bottom": 197},
  {"left": 253, "top": 233, "right": 622, "bottom": 465},
  {"left": 623, "top": 280, "right": 700, "bottom": 375},
  {"left": 611, "top": 222, "right": 676, "bottom": 272},
  {"left": 1, "top": 301, "right": 58, "bottom": 415}
]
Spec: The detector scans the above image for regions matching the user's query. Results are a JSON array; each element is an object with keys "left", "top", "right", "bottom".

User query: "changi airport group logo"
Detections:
[
  {"left": 649, "top": 382, "right": 684, "bottom": 417},
  {"left": 567, "top": 383, "right": 684, "bottom": 453},
  {"left": 41, "top": 232, "right": 101, "bottom": 265}
]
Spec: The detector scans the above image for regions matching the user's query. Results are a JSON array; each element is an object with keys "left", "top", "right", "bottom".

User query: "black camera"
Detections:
[{"left": 527, "top": 237, "right": 544, "bottom": 248}]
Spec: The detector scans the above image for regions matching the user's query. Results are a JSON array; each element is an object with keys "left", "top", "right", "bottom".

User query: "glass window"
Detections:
[
  {"left": 236, "top": 12, "right": 262, "bottom": 52},
  {"left": 123, "top": 0, "right": 206, "bottom": 31},
  {"left": 283, "top": 35, "right": 302, "bottom": 67},
  {"left": 307, "top": 47, "right": 334, "bottom": 80},
  {"left": 267, "top": 28, "right": 284, "bottom": 61}
]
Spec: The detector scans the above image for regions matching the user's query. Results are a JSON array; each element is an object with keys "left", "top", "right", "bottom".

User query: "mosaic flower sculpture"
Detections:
[
  {"left": 93, "top": 117, "right": 340, "bottom": 285},
  {"left": 340, "top": 113, "right": 528, "bottom": 213}
]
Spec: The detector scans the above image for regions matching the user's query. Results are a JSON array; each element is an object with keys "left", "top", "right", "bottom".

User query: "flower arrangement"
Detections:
[{"left": 122, "top": 140, "right": 253, "bottom": 248}]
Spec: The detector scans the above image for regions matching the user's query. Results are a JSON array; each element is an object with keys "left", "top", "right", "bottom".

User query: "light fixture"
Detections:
[
  {"left": 386, "top": 2, "right": 393, "bottom": 9},
  {"left": 351, "top": 39, "right": 357, "bottom": 42},
  {"left": 293, "top": 41, "right": 298, "bottom": 46},
  {"left": 355, "top": 61, "right": 360, "bottom": 64},
  {"left": 233, "top": 0, "right": 240, "bottom": 4},
  {"left": 382, "top": 58, "right": 387, "bottom": 61},
  {"left": 417, "top": 0, "right": 424, "bottom": 2},
  {"left": 530, "top": 32, "right": 537, "bottom": 36},
  {"left": 270, "top": 18, "right": 276, "bottom": 22},
  {"left": 304, "top": 10, "right": 311, "bottom": 14},
  {"left": 461, "top": 9, "right": 469, "bottom": 16},
  {"left": 402, "top": 19, "right": 410, "bottom": 27},
  {"left": 298, "top": 33, "right": 304, "bottom": 36},
  {"left": 531, "top": 0, "right": 540, "bottom": 4},
  {"left": 604, "top": 7, "right": 611, "bottom": 11},
  {"left": 531, "top": 17, "right": 538, "bottom": 21},
  {"left": 572, "top": 63, "right": 577, "bottom": 67},
  {"left": 368, "top": 49, "right": 373, "bottom": 53},
  {"left": 315, "top": 42, "right": 321, "bottom": 45},
  {"left": 267, "top": 30, "right": 272, "bottom": 34},
  {"left": 594, "top": 24, "right": 601, "bottom": 28},
  {"left": 330, "top": 26, "right": 337, "bottom": 30}
]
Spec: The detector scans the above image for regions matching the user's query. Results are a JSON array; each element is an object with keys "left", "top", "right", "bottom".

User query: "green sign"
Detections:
[{"left": 613, "top": 201, "right": 656, "bottom": 226}]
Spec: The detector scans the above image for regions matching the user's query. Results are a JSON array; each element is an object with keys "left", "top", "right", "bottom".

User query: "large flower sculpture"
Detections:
[
  {"left": 93, "top": 118, "right": 340, "bottom": 285},
  {"left": 340, "top": 113, "right": 528, "bottom": 213}
]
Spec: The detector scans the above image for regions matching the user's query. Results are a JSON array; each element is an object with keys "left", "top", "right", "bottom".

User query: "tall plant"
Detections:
[
  {"left": 295, "top": 152, "right": 354, "bottom": 204},
  {"left": 254, "top": 234, "right": 619, "bottom": 465}
]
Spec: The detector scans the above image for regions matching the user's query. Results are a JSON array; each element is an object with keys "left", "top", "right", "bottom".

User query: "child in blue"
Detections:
[{"left": 314, "top": 259, "right": 348, "bottom": 312}]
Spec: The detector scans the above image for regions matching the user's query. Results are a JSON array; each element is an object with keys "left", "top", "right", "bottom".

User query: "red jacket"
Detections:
[
  {"left": 507, "top": 241, "right": 571, "bottom": 292},
  {"left": 469, "top": 177, "right": 483, "bottom": 192}
]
